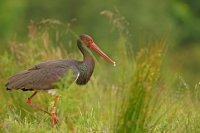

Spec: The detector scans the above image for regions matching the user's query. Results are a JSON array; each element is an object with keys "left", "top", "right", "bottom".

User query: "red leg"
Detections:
[
  {"left": 26, "top": 91, "right": 60, "bottom": 128},
  {"left": 26, "top": 91, "right": 51, "bottom": 115},
  {"left": 51, "top": 96, "right": 59, "bottom": 128}
]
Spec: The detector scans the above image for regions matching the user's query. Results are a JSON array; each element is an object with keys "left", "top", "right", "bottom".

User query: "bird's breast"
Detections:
[{"left": 76, "top": 62, "right": 94, "bottom": 85}]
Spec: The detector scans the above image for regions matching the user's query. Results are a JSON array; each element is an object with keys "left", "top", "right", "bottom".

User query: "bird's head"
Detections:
[
  {"left": 80, "top": 34, "right": 94, "bottom": 47},
  {"left": 79, "top": 34, "right": 116, "bottom": 66}
]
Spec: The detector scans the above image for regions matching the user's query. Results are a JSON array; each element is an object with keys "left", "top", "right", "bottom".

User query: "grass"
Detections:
[{"left": 0, "top": 16, "right": 200, "bottom": 133}]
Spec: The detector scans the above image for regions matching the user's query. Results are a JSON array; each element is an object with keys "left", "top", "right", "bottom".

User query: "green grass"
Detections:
[{"left": 0, "top": 18, "right": 200, "bottom": 133}]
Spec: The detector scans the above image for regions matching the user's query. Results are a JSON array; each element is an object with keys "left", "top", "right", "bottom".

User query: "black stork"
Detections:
[{"left": 5, "top": 34, "right": 116, "bottom": 128}]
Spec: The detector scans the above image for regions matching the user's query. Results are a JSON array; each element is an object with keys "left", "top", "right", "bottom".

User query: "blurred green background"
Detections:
[
  {"left": 1, "top": 1, "right": 200, "bottom": 132},
  {"left": 0, "top": 0, "right": 199, "bottom": 84}
]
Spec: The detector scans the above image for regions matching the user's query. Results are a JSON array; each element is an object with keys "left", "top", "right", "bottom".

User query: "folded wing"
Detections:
[{"left": 6, "top": 59, "right": 79, "bottom": 91}]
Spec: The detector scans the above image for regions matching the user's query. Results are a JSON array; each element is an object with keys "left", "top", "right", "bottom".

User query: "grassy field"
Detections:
[{"left": 0, "top": 19, "right": 200, "bottom": 133}]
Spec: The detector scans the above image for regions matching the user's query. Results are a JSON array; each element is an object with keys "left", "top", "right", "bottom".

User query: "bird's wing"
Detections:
[{"left": 6, "top": 59, "right": 79, "bottom": 91}]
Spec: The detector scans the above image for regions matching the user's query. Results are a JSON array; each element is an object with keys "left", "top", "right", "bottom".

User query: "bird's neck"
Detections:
[
  {"left": 77, "top": 40, "right": 95, "bottom": 63},
  {"left": 76, "top": 40, "right": 95, "bottom": 85}
]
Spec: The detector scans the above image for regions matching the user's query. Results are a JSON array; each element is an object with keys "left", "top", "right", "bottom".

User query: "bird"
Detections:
[{"left": 5, "top": 34, "right": 116, "bottom": 128}]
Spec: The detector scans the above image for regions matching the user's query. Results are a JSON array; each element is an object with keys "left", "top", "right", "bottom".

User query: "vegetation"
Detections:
[{"left": 0, "top": 1, "right": 200, "bottom": 133}]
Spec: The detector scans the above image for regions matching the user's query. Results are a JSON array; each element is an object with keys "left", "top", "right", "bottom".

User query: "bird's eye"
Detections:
[
  {"left": 84, "top": 38, "right": 92, "bottom": 46},
  {"left": 88, "top": 39, "right": 93, "bottom": 44}
]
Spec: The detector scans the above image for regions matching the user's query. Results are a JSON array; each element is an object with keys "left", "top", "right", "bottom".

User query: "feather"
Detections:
[{"left": 6, "top": 59, "right": 79, "bottom": 91}]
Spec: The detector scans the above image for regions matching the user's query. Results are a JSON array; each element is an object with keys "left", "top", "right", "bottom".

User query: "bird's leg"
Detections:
[
  {"left": 51, "top": 95, "right": 59, "bottom": 128},
  {"left": 26, "top": 91, "right": 60, "bottom": 128},
  {"left": 26, "top": 91, "right": 51, "bottom": 115}
]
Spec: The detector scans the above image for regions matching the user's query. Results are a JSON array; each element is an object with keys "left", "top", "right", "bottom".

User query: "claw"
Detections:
[{"left": 51, "top": 112, "right": 60, "bottom": 128}]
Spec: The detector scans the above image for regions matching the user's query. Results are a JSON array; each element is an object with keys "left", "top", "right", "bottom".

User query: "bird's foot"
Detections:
[{"left": 51, "top": 112, "right": 60, "bottom": 128}]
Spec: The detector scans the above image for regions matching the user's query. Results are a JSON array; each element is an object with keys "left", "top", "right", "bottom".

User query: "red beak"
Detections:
[{"left": 89, "top": 42, "right": 116, "bottom": 66}]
